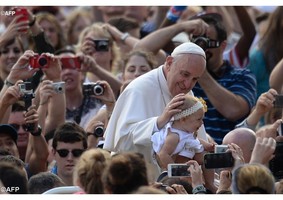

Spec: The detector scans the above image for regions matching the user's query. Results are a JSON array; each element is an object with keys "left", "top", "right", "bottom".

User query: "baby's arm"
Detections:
[{"left": 157, "top": 130, "right": 179, "bottom": 170}]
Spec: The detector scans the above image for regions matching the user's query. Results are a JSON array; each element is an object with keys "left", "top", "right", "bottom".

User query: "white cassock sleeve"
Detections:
[{"left": 103, "top": 87, "right": 160, "bottom": 163}]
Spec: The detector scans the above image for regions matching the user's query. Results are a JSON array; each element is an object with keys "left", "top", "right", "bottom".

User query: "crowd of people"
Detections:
[{"left": 0, "top": 5, "right": 283, "bottom": 195}]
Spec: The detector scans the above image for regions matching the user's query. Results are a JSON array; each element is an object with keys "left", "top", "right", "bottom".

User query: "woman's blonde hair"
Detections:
[
  {"left": 232, "top": 163, "right": 275, "bottom": 194},
  {"left": 73, "top": 148, "right": 111, "bottom": 194}
]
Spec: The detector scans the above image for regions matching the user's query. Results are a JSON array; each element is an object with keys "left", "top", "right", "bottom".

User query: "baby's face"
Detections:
[{"left": 183, "top": 109, "right": 205, "bottom": 132}]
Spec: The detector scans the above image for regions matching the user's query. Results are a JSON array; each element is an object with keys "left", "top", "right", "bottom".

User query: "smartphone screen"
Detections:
[
  {"left": 167, "top": 164, "right": 191, "bottom": 177},
  {"left": 204, "top": 152, "right": 234, "bottom": 169}
]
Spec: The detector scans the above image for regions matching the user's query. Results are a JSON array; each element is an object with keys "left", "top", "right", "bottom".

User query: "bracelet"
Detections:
[
  {"left": 29, "top": 16, "right": 36, "bottom": 27},
  {"left": 192, "top": 184, "right": 206, "bottom": 194},
  {"left": 121, "top": 32, "right": 129, "bottom": 43},
  {"left": 4, "top": 79, "right": 15, "bottom": 87}
]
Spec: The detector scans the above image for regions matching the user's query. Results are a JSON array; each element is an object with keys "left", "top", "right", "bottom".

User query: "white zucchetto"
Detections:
[{"left": 171, "top": 42, "right": 206, "bottom": 59}]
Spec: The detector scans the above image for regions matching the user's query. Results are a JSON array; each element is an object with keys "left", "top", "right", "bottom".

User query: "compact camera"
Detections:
[
  {"left": 29, "top": 54, "right": 50, "bottom": 69},
  {"left": 60, "top": 56, "right": 81, "bottom": 69},
  {"left": 192, "top": 36, "right": 220, "bottom": 51},
  {"left": 83, "top": 83, "right": 104, "bottom": 96},
  {"left": 92, "top": 39, "right": 109, "bottom": 52},
  {"left": 52, "top": 81, "right": 65, "bottom": 94},
  {"left": 214, "top": 145, "right": 229, "bottom": 153},
  {"left": 93, "top": 125, "right": 104, "bottom": 138},
  {"left": 19, "top": 82, "right": 36, "bottom": 132},
  {"left": 19, "top": 82, "right": 34, "bottom": 110}
]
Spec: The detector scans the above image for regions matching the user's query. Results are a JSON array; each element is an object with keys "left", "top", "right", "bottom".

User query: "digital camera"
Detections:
[
  {"left": 93, "top": 125, "right": 104, "bottom": 137},
  {"left": 29, "top": 54, "right": 50, "bottom": 68},
  {"left": 83, "top": 83, "right": 104, "bottom": 96},
  {"left": 92, "top": 39, "right": 109, "bottom": 52},
  {"left": 214, "top": 145, "right": 229, "bottom": 153},
  {"left": 19, "top": 82, "right": 34, "bottom": 110},
  {"left": 192, "top": 36, "right": 220, "bottom": 51},
  {"left": 52, "top": 81, "right": 65, "bottom": 94}
]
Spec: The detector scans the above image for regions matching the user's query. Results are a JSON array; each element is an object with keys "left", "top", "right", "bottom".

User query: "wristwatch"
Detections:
[
  {"left": 4, "top": 79, "right": 15, "bottom": 87},
  {"left": 30, "top": 125, "right": 42, "bottom": 136},
  {"left": 192, "top": 184, "right": 206, "bottom": 194}
]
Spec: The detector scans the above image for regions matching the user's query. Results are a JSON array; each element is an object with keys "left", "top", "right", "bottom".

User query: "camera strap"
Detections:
[{"left": 74, "top": 96, "right": 86, "bottom": 124}]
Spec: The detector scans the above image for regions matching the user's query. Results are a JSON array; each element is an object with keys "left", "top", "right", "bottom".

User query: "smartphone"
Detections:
[
  {"left": 214, "top": 145, "right": 229, "bottom": 153},
  {"left": 60, "top": 57, "right": 81, "bottom": 69},
  {"left": 269, "top": 142, "right": 283, "bottom": 181},
  {"left": 167, "top": 163, "right": 191, "bottom": 177},
  {"left": 203, "top": 152, "right": 234, "bottom": 169},
  {"left": 274, "top": 95, "right": 283, "bottom": 108}
]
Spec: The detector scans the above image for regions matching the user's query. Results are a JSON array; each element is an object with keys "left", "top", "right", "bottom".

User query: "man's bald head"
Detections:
[{"left": 223, "top": 128, "right": 256, "bottom": 163}]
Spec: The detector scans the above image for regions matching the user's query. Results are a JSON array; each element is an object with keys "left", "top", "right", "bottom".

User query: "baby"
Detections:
[{"left": 151, "top": 94, "right": 207, "bottom": 171}]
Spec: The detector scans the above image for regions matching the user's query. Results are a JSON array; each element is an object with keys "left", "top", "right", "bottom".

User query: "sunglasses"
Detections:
[
  {"left": 56, "top": 149, "right": 85, "bottom": 158},
  {"left": 9, "top": 123, "right": 29, "bottom": 132}
]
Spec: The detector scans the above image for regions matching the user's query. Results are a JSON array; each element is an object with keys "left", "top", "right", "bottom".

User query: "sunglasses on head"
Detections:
[
  {"left": 56, "top": 149, "right": 85, "bottom": 158},
  {"left": 9, "top": 123, "right": 29, "bottom": 132}
]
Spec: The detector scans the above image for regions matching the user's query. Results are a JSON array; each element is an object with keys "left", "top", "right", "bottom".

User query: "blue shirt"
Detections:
[{"left": 193, "top": 60, "right": 257, "bottom": 144}]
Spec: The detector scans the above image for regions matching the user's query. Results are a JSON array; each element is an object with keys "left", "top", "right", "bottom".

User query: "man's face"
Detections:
[
  {"left": 165, "top": 54, "right": 206, "bottom": 97},
  {"left": 8, "top": 111, "right": 29, "bottom": 149},
  {"left": 0, "top": 133, "right": 19, "bottom": 158},
  {"left": 52, "top": 141, "right": 85, "bottom": 179}
]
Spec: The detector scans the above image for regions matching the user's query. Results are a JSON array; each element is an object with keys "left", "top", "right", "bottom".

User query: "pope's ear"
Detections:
[{"left": 165, "top": 56, "right": 174, "bottom": 71}]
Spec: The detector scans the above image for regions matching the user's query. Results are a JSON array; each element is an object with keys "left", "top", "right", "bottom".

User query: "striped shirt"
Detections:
[{"left": 193, "top": 60, "right": 257, "bottom": 144}]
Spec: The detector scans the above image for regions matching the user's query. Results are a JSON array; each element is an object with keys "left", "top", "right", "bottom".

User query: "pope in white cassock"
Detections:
[{"left": 103, "top": 42, "right": 207, "bottom": 180}]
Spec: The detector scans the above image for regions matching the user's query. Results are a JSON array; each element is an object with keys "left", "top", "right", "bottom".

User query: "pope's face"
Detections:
[{"left": 165, "top": 54, "right": 206, "bottom": 97}]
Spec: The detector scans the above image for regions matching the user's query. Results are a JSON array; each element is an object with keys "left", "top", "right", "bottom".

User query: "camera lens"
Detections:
[
  {"left": 192, "top": 37, "right": 209, "bottom": 51},
  {"left": 95, "top": 40, "right": 109, "bottom": 51},
  {"left": 94, "top": 126, "right": 104, "bottom": 137},
  {"left": 38, "top": 56, "right": 48, "bottom": 67},
  {"left": 93, "top": 84, "right": 104, "bottom": 96},
  {"left": 57, "top": 86, "right": 62, "bottom": 92}
]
